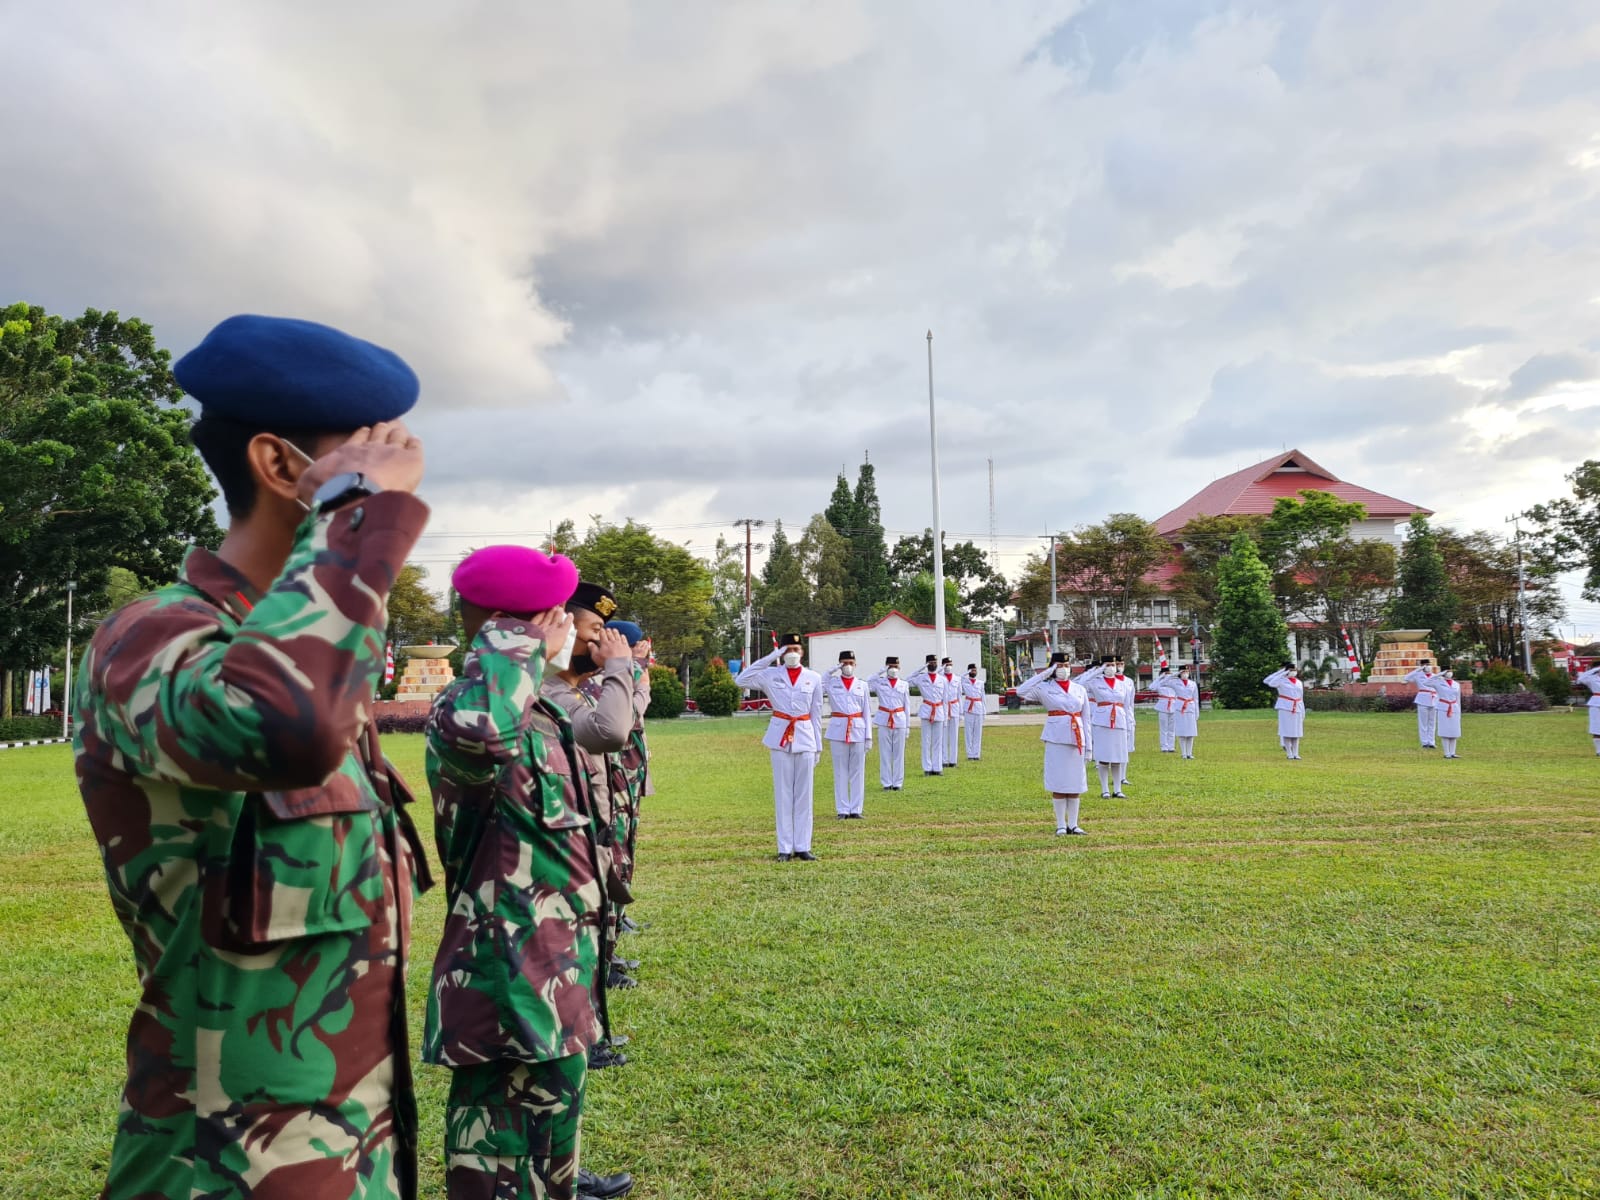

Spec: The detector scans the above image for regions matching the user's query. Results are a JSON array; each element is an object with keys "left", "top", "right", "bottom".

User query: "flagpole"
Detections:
[
  {"left": 61, "top": 580, "right": 75, "bottom": 741},
  {"left": 927, "top": 331, "right": 947, "bottom": 661}
]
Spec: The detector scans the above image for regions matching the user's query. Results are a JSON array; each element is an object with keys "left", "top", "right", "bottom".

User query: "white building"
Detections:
[{"left": 808, "top": 610, "right": 997, "bottom": 714}]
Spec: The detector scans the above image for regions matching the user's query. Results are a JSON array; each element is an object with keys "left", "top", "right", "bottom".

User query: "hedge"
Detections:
[
  {"left": 375, "top": 711, "right": 431, "bottom": 735},
  {"left": 1302, "top": 691, "right": 1548, "bottom": 714},
  {"left": 0, "top": 716, "right": 62, "bottom": 742},
  {"left": 646, "top": 666, "right": 686, "bottom": 720}
]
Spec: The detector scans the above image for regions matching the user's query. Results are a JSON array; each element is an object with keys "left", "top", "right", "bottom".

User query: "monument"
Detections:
[
  {"left": 394, "top": 644, "right": 457, "bottom": 702},
  {"left": 1346, "top": 629, "right": 1472, "bottom": 697}
]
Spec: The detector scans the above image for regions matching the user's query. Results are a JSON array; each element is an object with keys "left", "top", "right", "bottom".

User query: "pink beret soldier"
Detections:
[{"left": 452, "top": 545, "right": 579, "bottom": 613}]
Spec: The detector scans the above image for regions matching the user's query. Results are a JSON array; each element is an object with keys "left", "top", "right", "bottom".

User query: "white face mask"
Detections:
[
  {"left": 841, "top": 664, "right": 854, "bottom": 677},
  {"left": 547, "top": 621, "right": 578, "bottom": 671},
  {"left": 1103, "top": 666, "right": 1117, "bottom": 678},
  {"left": 887, "top": 668, "right": 899, "bottom": 680},
  {"left": 1054, "top": 667, "right": 1071, "bottom": 680},
  {"left": 782, "top": 651, "right": 802, "bottom": 668}
]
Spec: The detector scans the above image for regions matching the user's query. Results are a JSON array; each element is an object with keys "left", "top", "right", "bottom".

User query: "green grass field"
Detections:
[{"left": 3, "top": 710, "right": 1599, "bottom": 1198}]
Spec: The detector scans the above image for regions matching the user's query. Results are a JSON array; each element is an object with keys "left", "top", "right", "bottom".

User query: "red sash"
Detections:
[
  {"left": 1047, "top": 710, "right": 1086, "bottom": 752},
  {"left": 1278, "top": 693, "right": 1301, "bottom": 713},
  {"left": 880, "top": 705, "right": 905, "bottom": 729},
  {"left": 773, "top": 711, "right": 806, "bottom": 748}
]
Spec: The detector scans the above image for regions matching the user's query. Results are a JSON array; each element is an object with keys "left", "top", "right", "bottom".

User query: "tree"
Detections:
[
  {"left": 0, "top": 304, "right": 221, "bottom": 717},
  {"left": 570, "top": 519, "right": 713, "bottom": 670},
  {"left": 1435, "top": 528, "right": 1563, "bottom": 662},
  {"left": 691, "top": 657, "right": 743, "bottom": 716},
  {"left": 1010, "top": 552, "right": 1052, "bottom": 626},
  {"left": 1527, "top": 460, "right": 1600, "bottom": 601},
  {"left": 1387, "top": 516, "right": 1459, "bottom": 663},
  {"left": 824, "top": 472, "right": 855, "bottom": 541},
  {"left": 1259, "top": 490, "right": 1396, "bottom": 662},
  {"left": 645, "top": 664, "right": 686, "bottom": 719},
  {"left": 1052, "top": 514, "right": 1171, "bottom": 661},
  {"left": 888, "top": 572, "right": 966, "bottom": 627},
  {"left": 755, "top": 518, "right": 812, "bottom": 638},
  {"left": 1170, "top": 514, "right": 1268, "bottom": 620},
  {"left": 849, "top": 460, "right": 893, "bottom": 613},
  {"left": 887, "top": 529, "right": 1009, "bottom": 619},
  {"left": 706, "top": 534, "right": 747, "bottom": 662},
  {"left": 387, "top": 564, "right": 452, "bottom": 646},
  {"left": 549, "top": 518, "right": 579, "bottom": 557},
  {"left": 1212, "top": 532, "right": 1290, "bottom": 709},
  {"left": 797, "top": 514, "right": 851, "bottom": 628}
]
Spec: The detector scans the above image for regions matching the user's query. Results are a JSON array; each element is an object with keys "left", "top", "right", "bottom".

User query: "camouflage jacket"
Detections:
[
  {"left": 547, "top": 662, "right": 642, "bottom": 895},
  {"left": 423, "top": 619, "right": 609, "bottom": 1068},
  {"left": 72, "top": 492, "right": 433, "bottom": 1200}
]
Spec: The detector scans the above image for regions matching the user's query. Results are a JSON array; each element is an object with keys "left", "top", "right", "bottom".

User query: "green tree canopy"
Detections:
[
  {"left": 756, "top": 519, "right": 812, "bottom": 638},
  {"left": 1259, "top": 490, "right": 1395, "bottom": 661},
  {"left": 849, "top": 460, "right": 893, "bottom": 613},
  {"left": 0, "top": 303, "right": 220, "bottom": 714},
  {"left": 887, "top": 529, "right": 1009, "bottom": 619},
  {"left": 387, "top": 564, "right": 452, "bottom": 646},
  {"left": 1212, "top": 532, "right": 1290, "bottom": 709},
  {"left": 706, "top": 534, "right": 748, "bottom": 662},
  {"left": 797, "top": 514, "right": 851, "bottom": 628},
  {"left": 1170, "top": 514, "right": 1268, "bottom": 620},
  {"left": 1052, "top": 513, "right": 1171, "bottom": 660},
  {"left": 1527, "top": 459, "right": 1600, "bottom": 601},
  {"left": 570, "top": 519, "right": 713, "bottom": 667},
  {"left": 1387, "top": 515, "right": 1459, "bottom": 662}
]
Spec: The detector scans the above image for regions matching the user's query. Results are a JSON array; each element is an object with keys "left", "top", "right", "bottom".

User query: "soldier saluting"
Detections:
[{"left": 72, "top": 316, "right": 435, "bottom": 1199}]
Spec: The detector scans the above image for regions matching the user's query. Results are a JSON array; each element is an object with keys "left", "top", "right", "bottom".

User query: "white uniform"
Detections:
[
  {"left": 1166, "top": 675, "right": 1200, "bottom": 757},
  {"left": 1264, "top": 668, "right": 1306, "bottom": 757},
  {"left": 940, "top": 669, "right": 962, "bottom": 766},
  {"left": 1154, "top": 674, "right": 1177, "bottom": 751},
  {"left": 1077, "top": 671, "right": 1129, "bottom": 805},
  {"left": 1431, "top": 677, "right": 1464, "bottom": 757},
  {"left": 823, "top": 671, "right": 872, "bottom": 817},
  {"left": 1403, "top": 667, "right": 1439, "bottom": 748},
  {"left": 1117, "top": 674, "right": 1138, "bottom": 760},
  {"left": 867, "top": 670, "right": 911, "bottom": 788},
  {"left": 735, "top": 647, "right": 824, "bottom": 855},
  {"left": 1577, "top": 667, "right": 1600, "bottom": 750},
  {"left": 959, "top": 675, "right": 985, "bottom": 760},
  {"left": 1017, "top": 668, "right": 1090, "bottom": 833},
  {"left": 908, "top": 665, "right": 947, "bottom": 775}
]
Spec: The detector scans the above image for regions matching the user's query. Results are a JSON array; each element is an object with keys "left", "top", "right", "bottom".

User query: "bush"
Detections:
[
  {"left": 1464, "top": 692, "right": 1547, "bottom": 713},
  {"left": 1304, "top": 692, "right": 1386, "bottom": 713},
  {"left": 0, "top": 716, "right": 61, "bottom": 742},
  {"left": 646, "top": 665, "right": 686, "bottom": 720},
  {"left": 1474, "top": 660, "right": 1527, "bottom": 694},
  {"left": 375, "top": 710, "right": 431, "bottom": 735},
  {"left": 1533, "top": 656, "right": 1577, "bottom": 707},
  {"left": 692, "top": 658, "right": 742, "bottom": 717}
]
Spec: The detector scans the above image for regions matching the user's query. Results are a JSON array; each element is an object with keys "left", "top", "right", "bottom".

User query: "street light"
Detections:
[{"left": 62, "top": 580, "right": 76, "bottom": 741}]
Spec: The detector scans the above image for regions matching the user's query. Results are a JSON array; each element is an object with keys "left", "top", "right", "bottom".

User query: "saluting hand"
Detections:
[
  {"left": 297, "top": 420, "right": 425, "bottom": 505},
  {"left": 528, "top": 608, "right": 574, "bottom": 663},
  {"left": 633, "top": 638, "right": 653, "bottom": 663},
  {"left": 594, "top": 627, "right": 632, "bottom": 665}
]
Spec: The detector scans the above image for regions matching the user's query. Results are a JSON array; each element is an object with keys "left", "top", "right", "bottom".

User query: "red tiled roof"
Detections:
[
  {"left": 1152, "top": 450, "right": 1432, "bottom": 537},
  {"left": 807, "top": 610, "right": 984, "bottom": 637}
]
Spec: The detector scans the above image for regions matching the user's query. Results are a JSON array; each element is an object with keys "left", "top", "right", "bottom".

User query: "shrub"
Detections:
[
  {"left": 1464, "top": 692, "right": 1547, "bottom": 714},
  {"left": 0, "top": 716, "right": 62, "bottom": 742},
  {"left": 1474, "top": 660, "right": 1527, "bottom": 694},
  {"left": 375, "top": 710, "right": 431, "bottom": 735},
  {"left": 646, "top": 665, "right": 686, "bottom": 720},
  {"left": 1533, "top": 656, "right": 1578, "bottom": 707},
  {"left": 692, "top": 658, "right": 742, "bottom": 717},
  {"left": 1304, "top": 692, "right": 1384, "bottom": 713}
]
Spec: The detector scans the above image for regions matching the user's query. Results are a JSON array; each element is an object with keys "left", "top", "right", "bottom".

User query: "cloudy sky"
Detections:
[{"left": 6, "top": 1, "right": 1600, "bottom": 633}]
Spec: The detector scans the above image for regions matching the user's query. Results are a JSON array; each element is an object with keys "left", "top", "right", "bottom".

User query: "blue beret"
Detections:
[
  {"left": 605, "top": 619, "right": 644, "bottom": 645},
  {"left": 174, "top": 314, "right": 418, "bottom": 430}
]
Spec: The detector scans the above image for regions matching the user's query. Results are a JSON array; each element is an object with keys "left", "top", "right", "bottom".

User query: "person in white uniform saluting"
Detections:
[
  {"left": 1077, "top": 656, "right": 1130, "bottom": 798},
  {"left": 908, "top": 654, "right": 947, "bottom": 777},
  {"left": 960, "top": 663, "right": 986, "bottom": 762},
  {"left": 1579, "top": 664, "right": 1600, "bottom": 756},
  {"left": 1114, "top": 655, "right": 1137, "bottom": 789},
  {"left": 823, "top": 649, "right": 872, "bottom": 819},
  {"left": 1154, "top": 667, "right": 1177, "bottom": 753},
  {"left": 1403, "top": 661, "right": 1440, "bottom": 749},
  {"left": 1015, "top": 652, "right": 1090, "bottom": 836},
  {"left": 938, "top": 657, "right": 962, "bottom": 769},
  {"left": 1430, "top": 668, "right": 1465, "bottom": 759},
  {"left": 867, "top": 656, "right": 910, "bottom": 790},
  {"left": 1264, "top": 662, "right": 1306, "bottom": 760},
  {"left": 735, "top": 632, "right": 824, "bottom": 861},
  {"left": 1166, "top": 664, "right": 1200, "bottom": 759}
]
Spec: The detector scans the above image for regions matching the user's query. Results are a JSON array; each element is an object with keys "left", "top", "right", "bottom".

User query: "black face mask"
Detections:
[{"left": 569, "top": 653, "right": 599, "bottom": 676}]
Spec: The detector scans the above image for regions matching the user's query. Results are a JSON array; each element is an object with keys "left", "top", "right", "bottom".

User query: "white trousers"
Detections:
[
  {"left": 1416, "top": 706, "right": 1436, "bottom": 746},
  {"left": 1157, "top": 709, "right": 1173, "bottom": 750},
  {"left": 770, "top": 749, "right": 817, "bottom": 854},
  {"left": 920, "top": 721, "right": 945, "bottom": 773},
  {"left": 944, "top": 716, "right": 960, "bottom": 765},
  {"left": 964, "top": 713, "right": 984, "bottom": 759},
  {"left": 829, "top": 739, "right": 868, "bottom": 816},
  {"left": 878, "top": 726, "right": 907, "bottom": 787}
]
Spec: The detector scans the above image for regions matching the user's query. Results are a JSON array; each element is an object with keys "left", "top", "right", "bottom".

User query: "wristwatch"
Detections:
[{"left": 311, "top": 471, "right": 377, "bottom": 515}]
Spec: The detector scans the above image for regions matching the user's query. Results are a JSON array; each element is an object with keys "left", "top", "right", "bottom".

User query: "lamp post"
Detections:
[
  {"left": 62, "top": 580, "right": 76, "bottom": 741},
  {"left": 926, "top": 331, "right": 947, "bottom": 661}
]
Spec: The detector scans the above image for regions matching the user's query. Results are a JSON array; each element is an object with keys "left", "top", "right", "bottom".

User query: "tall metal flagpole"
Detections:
[
  {"left": 61, "top": 580, "right": 75, "bottom": 741},
  {"left": 927, "top": 331, "right": 947, "bottom": 661}
]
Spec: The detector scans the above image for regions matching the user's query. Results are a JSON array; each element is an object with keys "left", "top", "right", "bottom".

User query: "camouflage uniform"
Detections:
[
  {"left": 424, "top": 618, "right": 611, "bottom": 1200},
  {"left": 72, "top": 493, "right": 433, "bottom": 1200},
  {"left": 602, "top": 665, "right": 651, "bottom": 890}
]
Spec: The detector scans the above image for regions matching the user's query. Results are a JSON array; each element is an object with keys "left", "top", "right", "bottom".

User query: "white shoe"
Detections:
[
  {"left": 1100, "top": 791, "right": 1111, "bottom": 799},
  {"left": 1055, "top": 827, "right": 1069, "bottom": 837}
]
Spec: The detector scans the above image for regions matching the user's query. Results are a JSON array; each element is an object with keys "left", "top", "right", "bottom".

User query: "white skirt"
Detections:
[
  {"left": 1090, "top": 722, "right": 1128, "bottom": 763},
  {"left": 1043, "top": 740, "right": 1088, "bottom": 794},
  {"left": 1590, "top": 707, "right": 1600, "bottom": 735},
  {"left": 1276, "top": 708, "right": 1305, "bottom": 738},
  {"left": 1436, "top": 706, "right": 1463, "bottom": 738},
  {"left": 1173, "top": 707, "right": 1199, "bottom": 737}
]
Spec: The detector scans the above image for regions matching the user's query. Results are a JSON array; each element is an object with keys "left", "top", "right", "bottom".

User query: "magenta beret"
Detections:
[{"left": 452, "top": 545, "right": 579, "bottom": 613}]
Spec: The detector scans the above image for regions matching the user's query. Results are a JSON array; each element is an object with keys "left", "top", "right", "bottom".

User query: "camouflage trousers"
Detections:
[{"left": 445, "top": 1053, "right": 587, "bottom": 1200}]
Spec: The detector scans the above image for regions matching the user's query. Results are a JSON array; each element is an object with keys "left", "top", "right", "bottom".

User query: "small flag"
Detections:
[
  {"left": 1340, "top": 626, "right": 1361, "bottom": 672},
  {"left": 384, "top": 642, "right": 396, "bottom": 685},
  {"left": 1155, "top": 636, "right": 1168, "bottom": 670}
]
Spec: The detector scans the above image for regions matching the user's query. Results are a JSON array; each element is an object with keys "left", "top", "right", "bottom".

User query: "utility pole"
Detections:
[
  {"left": 1507, "top": 513, "right": 1534, "bottom": 673},
  {"left": 926, "top": 331, "right": 947, "bottom": 660},
  {"left": 733, "top": 518, "right": 763, "bottom": 670},
  {"left": 1192, "top": 611, "right": 1203, "bottom": 693},
  {"left": 62, "top": 580, "right": 76, "bottom": 741}
]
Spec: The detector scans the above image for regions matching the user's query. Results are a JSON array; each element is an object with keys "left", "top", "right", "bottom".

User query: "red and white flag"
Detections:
[
  {"left": 1340, "top": 627, "right": 1361, "bottom": 672},
  {"left": 384, "top": 642, "right": 396, "bottom": 685},
  {"left": 1155, "top": 636, "right": 1168, "bottom": 669}
]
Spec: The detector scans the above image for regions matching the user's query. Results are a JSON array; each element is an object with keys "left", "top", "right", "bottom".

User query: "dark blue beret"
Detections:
[
  {"left": 174, "top": 314, "right": 418, "bottom": 430},
  {"left": 606, "top": 620, "right": 644, "bottom": 645}
]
